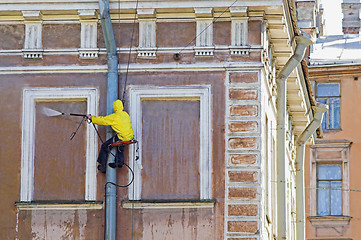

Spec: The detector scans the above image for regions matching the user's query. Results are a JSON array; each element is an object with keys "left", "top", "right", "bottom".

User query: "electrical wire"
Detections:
[
  {"left": 305, "top": 186, "right": 361, "bottom": 193},
  {"left": 121, "top": 0, "right": 139, "bottom": 103},
  {"left": 91, "top": 122, "right": 135, "bottom": 188},
  {"left": 269, "top": 180, "right": 361, "bottom": 193},
  {"left": 105, "top": 162, "right": 135, "bottom": 188},
  {"left": 177, "top": 0, "right": 239, "bottom": 55}
]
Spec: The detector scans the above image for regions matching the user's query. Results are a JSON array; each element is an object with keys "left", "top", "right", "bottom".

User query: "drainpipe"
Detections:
[
  {"left": 98, "top": 0, "right": 118, "bottom": 239},
  {"left": 276, "top": 36, "right": 313, "bottom": 240},
  {"left": 295, "top": 103, "right": 327, "bottom": 240}
]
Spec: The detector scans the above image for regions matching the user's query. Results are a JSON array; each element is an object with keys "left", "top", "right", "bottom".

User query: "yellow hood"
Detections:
[{"left": 113, "top": 99, "right": 123, "bottom": 113}]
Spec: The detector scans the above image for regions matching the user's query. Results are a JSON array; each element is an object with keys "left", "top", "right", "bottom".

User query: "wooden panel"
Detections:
[
  {"left": 33, "top": 101, "right": 87, "bottom": 200},
  {"left": 141, "top": 100, "right": 200, "bottom": 199}
]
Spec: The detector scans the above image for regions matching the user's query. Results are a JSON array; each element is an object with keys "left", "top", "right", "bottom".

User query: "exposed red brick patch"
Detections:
[
  {"left": 228, "top": 137, "right": 258, "bottom": 149},
  {"left": 229, "top": 154, "right": 257, "bottom": 165},
  {"left": 228, "top": 204, "right": 258, "bottom": 216},
  {"left": 227, "top": 221, "right": 258, "bottom": 233},
  {"left": 229, "top": 121, "right": 258, "bottom": 133},
  {"left": 230, "top": 105, "right": 258, "bottom": 117},
  {"left": 229, "top": 72, "right": 258, "bottom": 84},
  {"left": 228, "top": 187, "right": 257, "bottom": 200},
  {"left": 229, "top": 89, "right": 258, "bottom": 100},
  {"left": 228, "top": 171, "right": 258, "bottom": 183}
]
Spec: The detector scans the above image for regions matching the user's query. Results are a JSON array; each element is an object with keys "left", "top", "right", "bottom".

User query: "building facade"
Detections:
[
  {"left": 0, "top": 0, "right": 317, "bottom": 239},
  {"left": 303, "top": 0, "right": 361, "bottom": 238},
  {"left": 306, "top": 62, "right": 361, "bottom": 239},
  {"left": 305, "top": 38, "right": 361, "bottom": 239}
]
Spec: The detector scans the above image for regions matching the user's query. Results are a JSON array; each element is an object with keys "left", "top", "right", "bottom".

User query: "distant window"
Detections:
[
  {"left": 316, "top": 83, "right": 340, "bottom": 130},
  {"left": 317, "top": 164, "right": 342, "bottom": 215}
]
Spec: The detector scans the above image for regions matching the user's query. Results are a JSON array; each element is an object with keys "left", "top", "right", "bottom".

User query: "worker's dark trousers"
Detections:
[{"left": 97, "top": 136, "right": 124, "bottom": 166}]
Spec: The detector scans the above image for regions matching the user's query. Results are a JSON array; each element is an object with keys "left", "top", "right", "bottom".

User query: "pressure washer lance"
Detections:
[
  {"left": 41, "top": 107, "right": 92, "bottom": 140},
  {"left": 64, "top": 113, "right": 91, "bottom": 140}
]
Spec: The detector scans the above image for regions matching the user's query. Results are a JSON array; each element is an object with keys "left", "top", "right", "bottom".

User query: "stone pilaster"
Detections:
[{"left": 225, "top": 71, "right": 261, "bottom": 239}]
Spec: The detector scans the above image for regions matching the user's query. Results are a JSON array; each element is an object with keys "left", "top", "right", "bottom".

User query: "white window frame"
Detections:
[
  {"left": 128, "top": 86, "right": 212, "bottom": 200},
  {"left": 21, "top": 88, "right": 98, "bottom": 202},
  {"left": 310, "top": 142, "right": 350, "bottom": 216},
  {"left": 315, "top": 82, "right": 341, "bottom": 131}
]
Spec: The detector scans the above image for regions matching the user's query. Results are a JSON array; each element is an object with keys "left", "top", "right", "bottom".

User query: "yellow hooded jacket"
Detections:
[{"left": 91, "top": 100, "right": 134, "bottom": 141}]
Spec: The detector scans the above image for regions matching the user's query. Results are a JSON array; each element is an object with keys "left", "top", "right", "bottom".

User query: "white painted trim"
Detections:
[
  {"left": 0, "top": 62, "right": 264, "bottom": 75},
  {"left": 0, "top": 45, "right": 263, "bottom": 56},
  {"left": 122, "top": 200, "right": 215, "bottom": 209},
  {"left": 128, "top": 85, "right": 212, "bottom": 200},
  {"left": 21, "top": 88, "right": 98, "bottom": 201},
  {"left": 0, "top": 1, "right": 283, "bottom": 12},
  {"left": 15, "top": 202, "right": 103, "bottom": 210}
]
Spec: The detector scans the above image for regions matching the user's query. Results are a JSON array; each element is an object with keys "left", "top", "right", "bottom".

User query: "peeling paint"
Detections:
[{"left": 30, "top": 210, "right": 88, "bottom": 240}]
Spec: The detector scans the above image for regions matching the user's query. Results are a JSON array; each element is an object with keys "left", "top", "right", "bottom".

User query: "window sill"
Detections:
[
  {"left": 308, "top": 215, "right": 351, "bottom": 227},
  {"left": 323, "top": 128, "right": 342, "bottom": 132},
  {"left": 122, "top": 199, "right": 216, "bottom": 209},
  {"left": 15, "top": 200, "right": 103, "bottom": 210}
]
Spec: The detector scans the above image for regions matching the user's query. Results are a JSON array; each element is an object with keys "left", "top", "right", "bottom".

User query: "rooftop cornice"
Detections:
[{"left": 0, "top": 0, "right": 283, "bottom": 11}]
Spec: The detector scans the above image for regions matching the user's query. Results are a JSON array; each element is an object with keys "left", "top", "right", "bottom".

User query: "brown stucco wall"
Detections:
[
  {"left": 0, "top": 25, "right": 24, "bottom": 49},
  {"left": 0, "top": 70, "right": 226, "bottom": 239},
  {"left": 0, "top": 72, "right": 109, "bottom": 239},
  {"left": 157, "top": 22, "right": 196, "bottom": 47},
  {"left": 43, "top": 24, "right": 81, "bottom": 49},
  {"left": 0, "top": 10, "right": 264, "bottom": 238},
  {"left": 248, "top": 21, "right": 262, "bottom": 45},
  {"left": 214, "top": 21, "right": 231, "bottom": 46}
]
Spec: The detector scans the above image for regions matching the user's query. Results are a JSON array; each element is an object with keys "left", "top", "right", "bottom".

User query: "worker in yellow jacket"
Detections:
[{"left": 89, "top": 100, "right": 134, "bottom": 173}]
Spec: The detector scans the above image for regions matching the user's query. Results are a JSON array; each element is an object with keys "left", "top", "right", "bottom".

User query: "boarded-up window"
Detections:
[
  {"left": 141, "top": 100, "right": 200, "bottom": 199},
  {"left": 33, "top": 101, "right": 87, "bottom": 200},
  {"left": 128, "top": 86, "right": 211, "bottom": 201}
]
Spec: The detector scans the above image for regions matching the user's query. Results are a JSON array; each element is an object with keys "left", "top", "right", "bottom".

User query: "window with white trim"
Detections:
[
  {"left": 20, "top": 88, "right": 98, "bottom": 202},
  {"left": 316, "top": 83, "right": 341, "bottom": 130},
  {"left": 310, "top": 142, "right": 350, "bottom": 217},
  {"left": 128, "top": 86, "right": 212, "bottom": 202}
]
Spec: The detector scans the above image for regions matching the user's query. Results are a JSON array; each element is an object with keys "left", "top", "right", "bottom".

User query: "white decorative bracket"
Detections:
[
  {"left": 229, "top": 7, "right": 250, "bottom": 56},
  {"left": 78, "top": 10, "right": 99, "bottom": 59},
  {"left": 137, "top": 9, "right": 157, "bottom": 58},
  {"left": 138, "top": 20, "right": 157, "bottom": 58},
  {"left": 194, "top": 8, "right": 214, "bottom": 56},
  {"left": 22, "top": 11, "right": 43, "bottom": 59}
]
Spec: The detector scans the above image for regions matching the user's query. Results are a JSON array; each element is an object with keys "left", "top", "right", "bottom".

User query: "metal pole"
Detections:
[{"left": 98, "top": 0, "right": 118, "bottom": 239}]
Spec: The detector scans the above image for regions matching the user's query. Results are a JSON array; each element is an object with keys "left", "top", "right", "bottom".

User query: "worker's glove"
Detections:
[{"left": 86, "top": 114, "right": 92, "bottom": 123}]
